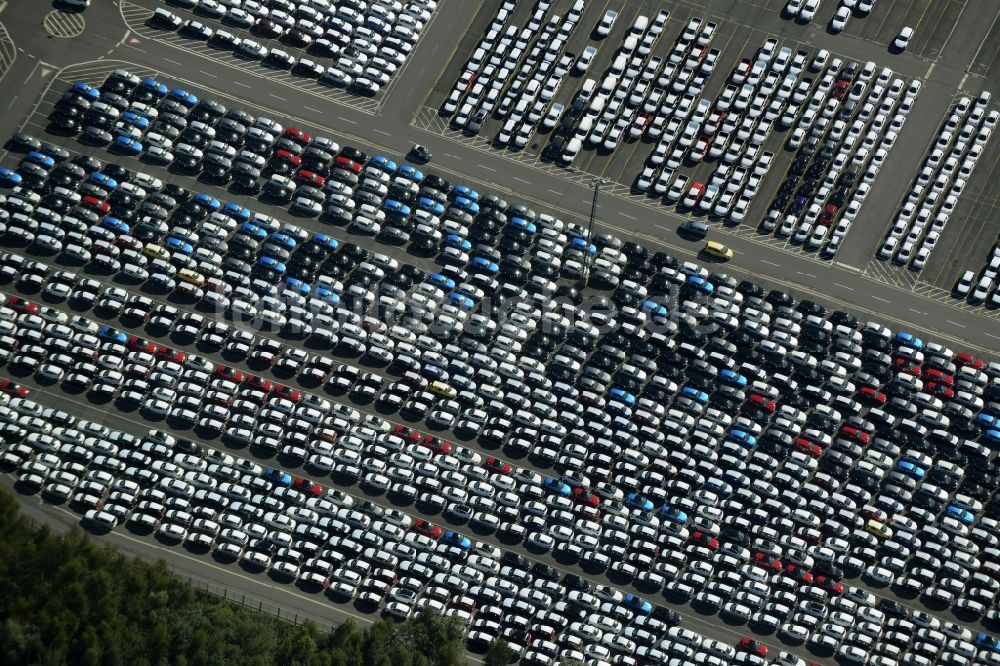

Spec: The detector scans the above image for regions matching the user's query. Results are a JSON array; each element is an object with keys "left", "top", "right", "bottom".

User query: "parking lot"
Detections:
[{"left": 1, "top": 57, "right": 1000, "bottom": 666}]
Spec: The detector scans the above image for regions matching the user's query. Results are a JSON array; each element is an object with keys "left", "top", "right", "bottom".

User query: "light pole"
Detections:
[{"left": 581, "top": 177, "right": 607, "bottom": 284}]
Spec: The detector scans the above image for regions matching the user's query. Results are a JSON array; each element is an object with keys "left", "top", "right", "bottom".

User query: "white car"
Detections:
[
  {"left": 894, "top": 26, "right": 913, "bottom": 50},
  {"left": 799, "top": 0, "right": 820, "bottom": 21},
  {"left": 595, "top": 9, "right": 618, "bottom": 37},
  {"left": 831, "top": 6, "right": 850, "bottom": 32}
]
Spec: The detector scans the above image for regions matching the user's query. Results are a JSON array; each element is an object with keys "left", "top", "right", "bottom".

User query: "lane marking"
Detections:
[
  {"left": 162, "top": 57, "right": 182, "bottom": 67},
  {"left": 832, "top": 282, "right": 854, "bottom": 291},
  {"left": 372, "top": 129, "right": 392, "bottom": 136},
  {"left": 337, "top": 116, "right": 357, "bottom": 125},
  {"left": 233, "top": 81, "right": 250, "bottom": 88},
  {"left": 946, "top": 320, "right": 966, "bottom": 328},
  {"left": 478, "top": 164, "right": 496, "bottom": 172},
  {"left": 872, "top": 296, "right": 891, "bottom": 303},
  {"left": 268, "top": 93, "right": 287, "bottom": 102},
  {"left": 760, "top": 259, "right": 780, "bottom": 267},
  {"left": 619, "top": 212, "right": 636, "bottom": 220},
  {"left": 199, "top": 70, "right": 217, "bottom": 78},
  {"left": 547, "top": 188, "right": 562, "bottom": 195}
]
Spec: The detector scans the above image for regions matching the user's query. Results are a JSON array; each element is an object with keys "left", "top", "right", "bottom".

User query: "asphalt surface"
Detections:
[{"left": 0, "top": 0, "right": 999, "bottom": 658}]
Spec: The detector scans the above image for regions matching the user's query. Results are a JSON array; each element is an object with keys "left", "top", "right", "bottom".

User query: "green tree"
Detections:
[{"left": 482, "top": 639, "right": 514, "bottom": 666}]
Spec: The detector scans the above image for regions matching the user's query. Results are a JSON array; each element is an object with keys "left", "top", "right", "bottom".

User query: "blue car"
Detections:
[
  {"left": 222, "top": 202, "right": 251, "bottom": 221},
  {"left": 427, "top": 273, "right": 456, "bottom": 291},
  {"left": 139, "top": 78, "right": 168, "bottom": 98},
  {"left": 0, "top": 167, "right": 22, "bottom": 187},
  {"left": 975, "top": 633, "right": 1000, "bottom": 653},
  {"left": 284, "top": 276, "right": 311, "bottom": 295},
  {"left": 450, "top": 293, "right": 475, "bottom": 310},
  {"left": 789, "top": 195, "right": 807, "bottom": 215},
  {"left": 509, "top": 216, "right": 537, "bottom": 234},
  {"left": 383, "top": 199, "right": 411, "bottom": 216},
  {"left": 718, "top": 369, "right": 747, "bottom": 387},
  {"left": 680, "top": 386, "right": 708, "bottom": 404},
  {"left": 396, "top": 165, "right": 423, "bottom": 182},
  {"left": 257, "top": 256, "right": 286, "bottom": 273},
  {"left": 451, "top": 184, "right": 479, "bottom": 201},
  {"left": 442, "top": 530, "right": 471, "bottom": 549},
  {"left": 985, "top": 429, "right": 1000, "bottom": 444},
  {"left": 88, "top": 172, "right": 118, "bottom": 189},
  {"left": 896, "top": 459, "right": 925, "bottom": 479},
  {"left": 543, "top": 476, "right": 571, "bottom": 497},
  {"left": 314, "top": 285, "right": 340, "bottom": 304},
  {"left": 23, "top": 151, "right": 55, "bottom": 169},
  {"left": 193, "top": 193, "right": 221, "bottom": 211},
  {"left": 114, "top": 135, "right": 143, "bottom": 155},
  {"left": 311, "top": 233, "right": 339, "bottom": 251},
  {"left": 70, "top": 81, "right": 100, "bottom": 100},
  {"left": 727, "top": 429, "right": 757, "bottom": 447},
  {"left": 369, "top": 155, "right": 397, "bottom": 173},
  {"left": 659, "top": 506, "right": 688, "bottom": 524},
  {"left": 568, "top": 236, "right": 597, "bottom": 254},
  {"left": 264, "top": 468, "right": 292, "bottom": 486},
  {"left": 416, "top": 197, "right": 445, "bottom": 216},
  {"left": 100, "top": 217, "right": 129, "bottom": 234},
  {"left": 470, "top": 256, "right": 498, "bottom": 274},
  {"left": 444, "top": 234, "right": 471, "bottom": 251},
  {"left": 451, "top": 196, "right": 479, "bottom": 215},
  {"left": 686, "top": 275, "right": 714, "bottom": 294},
  {"left": 946, "top": 505, "right": 975, "bottom": 524},
  {"left": 608, "top": 388, "right": 636, "bottom": 405},
  {"left": 268, "top": 232, "right": 297, "bottom": 250},
  {"left": 624, "top": 594, "right": 652, "bottom": 615},
  {"left": 164, "top": 236, "right": 193, "bottom": 254},
  {"left": 977, "top": 413, "right": 999, "bottom": 428},
  {"left": 641, "top": 299, "right": 668, "bottom": 318},
  {"left": 626, "top": 493, "right": 654, "bottom": 512},
  {"left": 167, "top": 87, "right": 198, "bottom": 107},
  {"left": 120, "top": 111, "right": 150, "bottom": 129},
  {"left": 895, "top": 331, "right": 923, "bottom": 349},
  {"left": 97, "top": 325, "right": 127, "bottom": 344},
  {"left": 239, "top": 222, "right": 268, "bottom": 240}
]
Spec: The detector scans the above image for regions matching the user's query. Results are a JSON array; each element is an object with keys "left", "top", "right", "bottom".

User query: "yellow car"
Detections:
[
  {"left": 864, "top": 519, "right": 894, "bottom": 540},
  {"left": 177, "top": 268, "right": 206, "bottom": 286},
  {"left": 703, "top": 241, "right": 733, "bottom": 261},
  {"left": 143, "top": 243, "right": 170, "bottom": 260},
  {"left": 428, "top": 380, "right": 457, "bottom": 399}
]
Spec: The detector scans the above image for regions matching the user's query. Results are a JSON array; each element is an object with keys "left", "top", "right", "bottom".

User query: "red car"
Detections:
[
  {"left": 0, "top": 380, "right": 29, "bottom": 397},
  {"left": 156, "top": 346, "right": 186, "bottom": 364},
  {"left": 815, "top": 575, "right": 844, "bottom": 595},
  {"left": 839, "top": 426, "right": 870, "bottom": 444},
  {"left": 784, "top": 563, "right": 814, "bottom": 584},
  {"left": 956, "top": 351, "right": 985, "bottom": 369},
  {"left": 753, "top": 551, "right": 782, "bottom": 572},
  {"left": 7, "top": 296, "right": 37, "bottom": 314},
  {"left": 690, "top": 530, "right": 719, "bottom": 550},
  {"left": 893, "top": 357, "right": 921, "bottom": 376},
  {"left": 924, "top": 368, "right": 954, "bottom": 384},
  {"left": 334, "top": 155, "right": 361, "bottom": 173},
  {"left": 292, "top": 477, "right": 323, "bottom": 497},
  {"left": 739, "top": 636, "right": 768, "bottom": 657},
  {"left": 748, "top": 392, "right": 776, "bottom": 412},
  {"left": 927, "top": 381, "right": 955, "bottom": 399},
  {"left": 283, "top": 127, "right": 312, "bottom": 145},
  {"left": 412, "top": 518, "right": 442, "bottom": 539},
  {"left": 215, "top": 364, "right": 245, "bottom": 384},
  {"left": 859, "top": 386, "right": 887, "bottom": 404},
  {"left": 128, "top": 336, "right": 157, "bottom": 353},
  {"left": 273, "top": 384, "right": 302, "bottom": 402},
  {"left": 245, "top": 374, "right": 274, "bottom": 392},
  {"left": 793, "top": 438, "right": 823, "bottom": 457},
  {"left": 833, "top": 79, "right": 849, "bottom": 99},
  {"left": 483, "top": 456, "right": 512, "bottom": 475},
  {"left": 421, "top": 436, "right": 451, "bottom": 454},
  {"left": 294, "top": 169, "right": 325, "bottom": 187},
  {"left": 273, "top": 149, "right": 301, "bottom": 166},
  {"left": 82, "top": 195, "right": 110, "bottom": 213},
  {"left": 571, "top": 486, "right": 600, "bottom": 508},
  {"left": 392, "top": 424, "right": 421, "bottom": 443}
]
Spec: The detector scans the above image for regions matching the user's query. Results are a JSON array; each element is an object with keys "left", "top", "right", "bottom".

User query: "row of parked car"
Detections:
[
  {"left": 953, "top": 237, "right": 1000, "bottom": 307},
  {"left": 878, "top": 92, "right": 996, "bottom": 272},
  {"left": 148, "top": 0, "right": 437, "bottom": 95},
  {"left": 3, "top": 68, "right": 1000, "bottom": 665}
]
